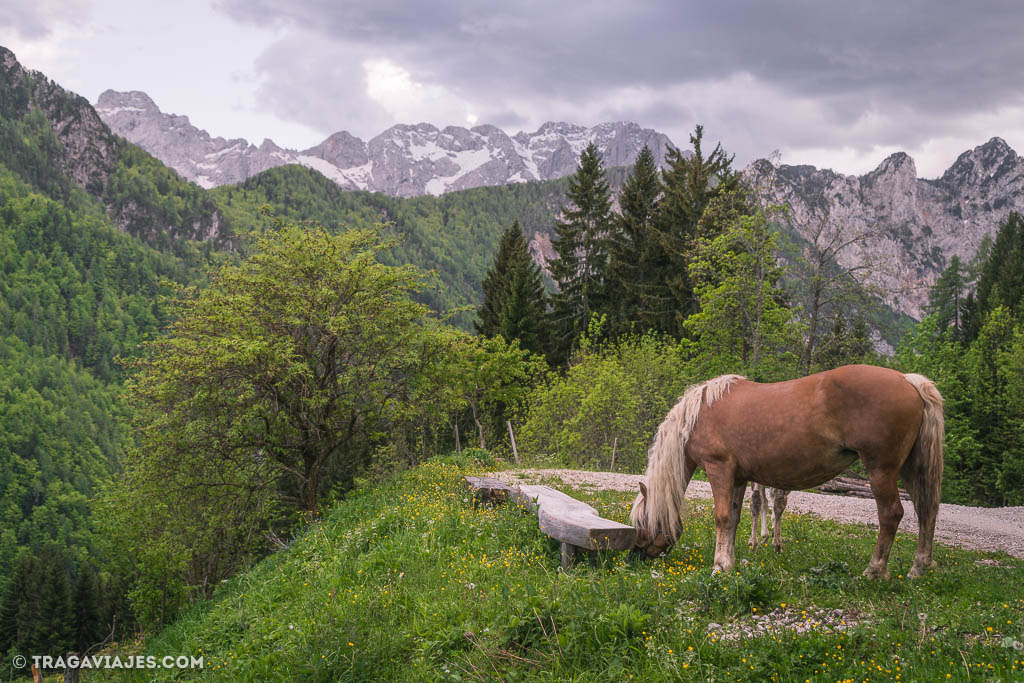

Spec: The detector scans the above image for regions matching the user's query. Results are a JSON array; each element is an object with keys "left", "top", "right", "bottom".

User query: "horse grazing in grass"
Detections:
[
  {"left": 630, "top": 365, "right": 944, "bottom": 579},
  {"left": 748, "top": 483, "right": 789, "bottom": 552}
]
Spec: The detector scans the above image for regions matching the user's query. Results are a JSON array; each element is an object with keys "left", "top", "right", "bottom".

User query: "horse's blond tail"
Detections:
[
  {"left": 632, "top": 375, "right": 744, "bottom": 541},
  {"left": 902, "top": 374, "right": 944, "bottom": 524}
]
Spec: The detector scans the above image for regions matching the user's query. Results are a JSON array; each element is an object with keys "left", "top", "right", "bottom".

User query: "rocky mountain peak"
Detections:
[
  {"left": 533, "top": 121, "right": 588, "bottom": 137},
  {"left": 1, "top": 46, "right": 19, "bottom": 70},
  {"left": 870, "top": 151, "right": 917, "bottom": 181},
  {"left": 95, "top": 89, "right": 159, "bottom": 114},
  {"left": 304, "top": 131, "right": 368, "bottom": 168},
  {"left": 942, "top": 137, "right": 1019, "bottom": 185}
]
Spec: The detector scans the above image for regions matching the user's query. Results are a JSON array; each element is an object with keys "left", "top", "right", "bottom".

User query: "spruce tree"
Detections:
[
  {"left": 968, "top": 211, "right": 1024, "bottom": 341},
  {"left": 644, "top": 125, "right": 743, "bottom": 337},
  {"left": 927, "top": 254, "right": 969, "bottom": 340},
  {"left": 549, "top": 143, "right": 614, "bottom": 362},
  {"left": 35, "top": 549, "right": 74, "bottom": 655},
  {"left": 475, "top": 220, "right": 548, "bottom": 356},
  {"left": 73, "top": 567, "right": 102, "bottom": 651},
  {"left": 0, "top": 554, "right": 43, "bottom": 655},
  {"left": 608, "top": 145, "right": 663, "bottom": 337}
]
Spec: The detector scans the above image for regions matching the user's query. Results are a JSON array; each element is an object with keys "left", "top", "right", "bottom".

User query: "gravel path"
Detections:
[{"left": 491, "top": 469, "right": 1024, "bottom": 560}]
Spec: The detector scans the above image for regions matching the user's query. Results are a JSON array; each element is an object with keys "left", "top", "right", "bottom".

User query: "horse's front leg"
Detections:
[
  {"left": 709, "top": 474, "right": 747, "bottom": 573},
  {"left": 863, "top": 469, "right": 904, "bottom": 580}
]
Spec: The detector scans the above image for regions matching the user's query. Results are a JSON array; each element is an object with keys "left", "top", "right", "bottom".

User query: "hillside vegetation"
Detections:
[
  {"left": 110, "top": 457, "right": 1023, "bottom": 681},
  {"left": 0, "top": 47, "right": 229, "bottom": 653},
  {"left": 209, "top": 164, "right": 632, "bottom": 327}
]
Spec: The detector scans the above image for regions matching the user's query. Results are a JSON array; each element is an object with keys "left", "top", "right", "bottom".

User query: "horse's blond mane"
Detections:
[{"left": 631, "top": 374, "right": 745, "bottom": 541}]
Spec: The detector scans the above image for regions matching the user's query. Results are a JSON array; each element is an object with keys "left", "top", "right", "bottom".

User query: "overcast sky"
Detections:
[{"left": 2, "top": 0, "right": 1022, "bottom": 178}]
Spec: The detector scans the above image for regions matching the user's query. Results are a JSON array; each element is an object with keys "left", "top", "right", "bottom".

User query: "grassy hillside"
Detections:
[{"left": 114, "top": 458, "right": 1023, "bottom": 681}]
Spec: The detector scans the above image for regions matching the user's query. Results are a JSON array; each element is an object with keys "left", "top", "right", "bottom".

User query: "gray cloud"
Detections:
[
  {"left": 220, "top": 1, "right": 1024, "bottom": 109},
  {"left": 0, "top": 0, "right": 91, "bottom": 39},
  {"left": 213, "top": 0, "right": 1024, "bottom": 173}
]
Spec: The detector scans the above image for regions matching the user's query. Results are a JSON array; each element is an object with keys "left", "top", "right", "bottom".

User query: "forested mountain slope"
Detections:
[{"left": 0, "top": 48, "right": 227, "bottom": 636}]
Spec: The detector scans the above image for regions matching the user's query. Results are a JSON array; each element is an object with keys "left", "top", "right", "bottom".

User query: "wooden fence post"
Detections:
[{"left": 507, "top": 420, "right": 520, "bottom": 465}]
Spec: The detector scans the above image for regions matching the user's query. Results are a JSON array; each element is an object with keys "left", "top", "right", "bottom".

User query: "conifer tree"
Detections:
[
  {"left": 549, "top": 143, "right": 614, "bottom": 362},
  {"left": 927, "top": 254, "right": 969, "bottom": 340},
  {"left": 608, "top": 145, "right": 663, "bottom": 337},
  {"left": 644, "top": 125, "right": 743, "bottom": 337},
  {"left": 475, "top": 219, "right": 548, "bottom": 356},
  {"left": 73, "top": 567, "right": 102, "bottom": 651},
  {"left": 35, "top": 549, "right": 74, "bottom": 655},
  {"left": 0, "top": 558, "right": 22, "bottom": 653},
  {"left": 1, "top": 555, "right": 42, "bottom": 654},
  {"left": 967, "top": 211, "right": 1024, "bottom": 341},
  {"left": 685, "top": 207, "right": 802, "bottom": 380}
]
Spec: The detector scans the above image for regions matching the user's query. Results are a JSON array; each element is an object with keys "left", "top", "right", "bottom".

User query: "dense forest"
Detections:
[{"left": 0, "top": 49, "right": 1021, "bottom": 671}]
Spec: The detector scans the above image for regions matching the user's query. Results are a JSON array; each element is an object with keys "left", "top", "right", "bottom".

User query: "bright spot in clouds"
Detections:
[
  {"left": 362, "top": 57, "right": 469, "bottom": 126},
  {"left": 363, "top": 58, "right": 423, "bottom": 114}
]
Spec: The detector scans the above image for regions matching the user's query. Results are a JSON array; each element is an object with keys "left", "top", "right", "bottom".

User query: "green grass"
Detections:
[{"left": 104, "top": 458, "right": 1023, "bottom": 681}]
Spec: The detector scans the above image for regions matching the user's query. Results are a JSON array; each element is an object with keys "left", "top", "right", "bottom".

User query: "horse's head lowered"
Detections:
[{"left": 630, "top": 481, "right": 673, "bottom": 559}]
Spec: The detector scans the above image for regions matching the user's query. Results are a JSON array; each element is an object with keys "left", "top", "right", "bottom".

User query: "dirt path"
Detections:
[{"left": 491, "top": 469, "right": 1024, "bottom": 560}]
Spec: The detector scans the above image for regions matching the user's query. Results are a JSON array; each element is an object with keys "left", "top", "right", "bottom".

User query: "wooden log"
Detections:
[
  {"left": 462, "top": 476, "right": 517, "bottom": 506},
  {"left": 819, "top": 476, "right": 910, "bottom": 501}
]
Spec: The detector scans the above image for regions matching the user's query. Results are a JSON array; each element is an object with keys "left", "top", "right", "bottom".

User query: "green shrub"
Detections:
[{"left": 518, "top": 333, "right": 693, "bottom": 471}]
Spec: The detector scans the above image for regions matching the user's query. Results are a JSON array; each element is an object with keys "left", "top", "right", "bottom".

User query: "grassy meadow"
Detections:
[{"left": 101, "top": 455, "right": 1022, "bottom": 681}]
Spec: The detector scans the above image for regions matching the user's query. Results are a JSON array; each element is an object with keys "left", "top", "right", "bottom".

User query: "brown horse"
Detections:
[{"left": 630, "top": 365, "right": 944, "bottom": 579}]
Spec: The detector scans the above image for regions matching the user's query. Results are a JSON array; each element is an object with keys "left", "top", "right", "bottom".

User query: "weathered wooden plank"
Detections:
[
  {"left": 518, "top": 484, "right": 636, "bottom": 552},
  {"left": 462, "top": 475, "right": 517, "bottom": 506}
]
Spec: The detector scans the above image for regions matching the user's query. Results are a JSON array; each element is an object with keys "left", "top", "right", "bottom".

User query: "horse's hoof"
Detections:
[
  {"left": 908, "top": 561, "right": 935, "bottom": 578},
  {"left": 862, "top": 566, "right": 890, "bottom": 580},
  {"left": 773, "top": 544, "right": 782, "bottom": 553},
  {"left": 747, "top": 540, "right": 757, "bottom": 550}
]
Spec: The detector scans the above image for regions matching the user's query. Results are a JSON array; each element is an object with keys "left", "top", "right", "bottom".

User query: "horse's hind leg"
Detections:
[
  {"left": 863, "top": 468, "right": 904, "bottom": 580},
  {"left": 901, "top": 456, "right": 939, "bottom": 577},
  {"left": 748, "top": 484, "right": 764, "bottom": 550},
  {"left": 759, "top": 487, "right": 770, "bottom": 545},
  {"left": 770, "top": 488, "right": 789, "bottom": 553}
]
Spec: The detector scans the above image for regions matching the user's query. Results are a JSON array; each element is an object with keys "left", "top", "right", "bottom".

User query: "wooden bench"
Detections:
[{"left": 463, "top": 476, "right": 636, "bottom": 569}]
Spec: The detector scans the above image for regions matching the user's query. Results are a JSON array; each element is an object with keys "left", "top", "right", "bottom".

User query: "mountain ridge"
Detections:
[
  {"left": 748, "top": 136, "right": 1024, "bottom": 318},
  {"left": 96, "top": 89, "right": 674, "bottom": 196}
]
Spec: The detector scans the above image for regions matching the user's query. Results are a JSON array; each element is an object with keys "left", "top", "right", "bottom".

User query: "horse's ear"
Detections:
[{"left": 639, "top": 481, "right": 648, "bottom": 498}]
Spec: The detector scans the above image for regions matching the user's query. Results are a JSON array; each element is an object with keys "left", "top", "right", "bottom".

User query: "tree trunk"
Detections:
[
  {"left": 470, "top": 391, "right": 485, "bottom": 449},
  {"left": 804, "top": 287, "right": 822, "bottom": 374}
]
